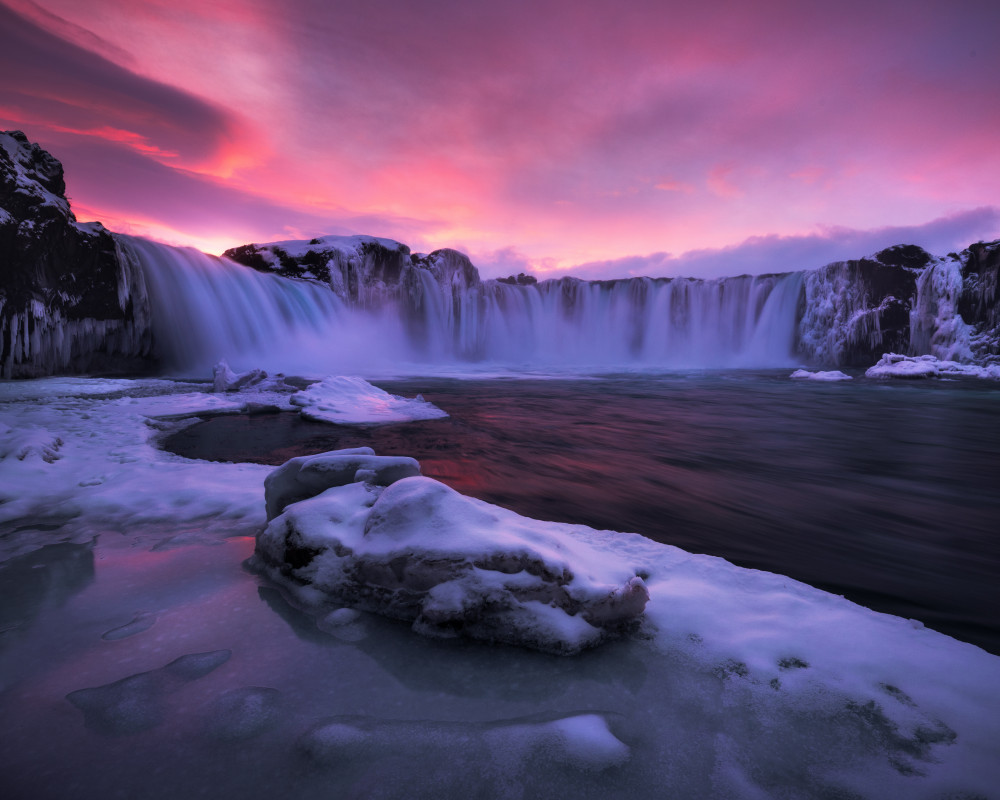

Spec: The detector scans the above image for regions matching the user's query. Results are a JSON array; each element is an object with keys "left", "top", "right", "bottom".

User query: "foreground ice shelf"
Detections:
[{"left": 0, "top": 374, "right": 998, "bottom": 799}]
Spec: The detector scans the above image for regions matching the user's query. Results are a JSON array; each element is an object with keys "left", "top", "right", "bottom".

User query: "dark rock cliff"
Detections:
[{"left": 0, "top": 131, "right": 153, "bottom": 377}]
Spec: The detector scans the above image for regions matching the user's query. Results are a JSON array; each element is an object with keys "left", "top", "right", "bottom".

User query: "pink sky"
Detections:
[{"left": 2, "top": 0, "right": 998, "bottom": 278}]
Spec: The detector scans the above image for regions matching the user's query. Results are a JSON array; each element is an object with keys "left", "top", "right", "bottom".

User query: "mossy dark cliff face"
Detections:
[{"left": 0, "top": 131, "right": 153, "bottom": 378}]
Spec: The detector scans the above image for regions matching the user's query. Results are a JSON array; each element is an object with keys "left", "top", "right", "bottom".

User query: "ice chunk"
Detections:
[
  {"left": 865, "top": 353, "right": 1000, "bottom": 380},
  {"left": 101, "top": 612, "right": 156, "bottom": 641},
  {"left": 254, "top": 475, "right": 649, "bottom": 654},
  {"left": 263, "top": 448, "right": 420, "bottom": 520},
  {"left": 204, "top": 686, "right": 282, "bottom": 740},
  {"left": 65, "top": 649, "right": 231, "bottom": 735},
  {"left": 543, "top": 713, "right": 631, "bottom": 771},
  {"left": 289, "top": 376, "right": 448, "bottom": 424},
  {"left": 790, "top": 369, "right": 852, "bottom": 381},
  {"left": 212, "top": 359, "right": 268, "bottom": 392},
  {"left": 0, "top": 424, "right": 63, "bottom": 463}
]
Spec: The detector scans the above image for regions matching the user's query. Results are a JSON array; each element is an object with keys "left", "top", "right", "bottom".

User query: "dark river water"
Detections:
[{"left": 164, "top": 372, "right": 1000, "bottom": 655}]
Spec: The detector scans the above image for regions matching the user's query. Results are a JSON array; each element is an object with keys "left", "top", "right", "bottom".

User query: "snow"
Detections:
[
  {"left": 252, "top": 234, "right": 407, "bottom": 260},
  {"left": 289, "top": 375, "right": 448, "bottom": 424},
  {"left": 0, "top": 378, "right": 274, "bottom": 560},
  {"left": 790, "top": 368, "right": 852, "bottom": 381},
  {"left": 0, "top": 374, "right": 441, "bottom": 560},
  {"left": 865, "top": 353, "right": 1000, "bottom": 380},
  {"left": 0, "top": 423, "right": 64, "bottom": 462},
  {"left": 0, "top": 131, "right": 71, "bottom": 216},
  {"left": 297, "top": 712, "right": 631, "bottom": 776},
  {"left": 2, "top": 376, "right": 1000, "bottom": 797},
  {"left": 263, "top": 449, "right": 420, "bottom": 520}
]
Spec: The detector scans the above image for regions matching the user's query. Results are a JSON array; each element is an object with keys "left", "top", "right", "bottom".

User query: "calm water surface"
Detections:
[{"left": 165, "top": 372, "right": 1000, "bottom": 655}]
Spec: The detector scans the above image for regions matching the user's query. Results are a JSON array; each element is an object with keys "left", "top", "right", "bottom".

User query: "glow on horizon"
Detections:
[{"left": 1, "top": 0, "right": 999, "bottom": 277}]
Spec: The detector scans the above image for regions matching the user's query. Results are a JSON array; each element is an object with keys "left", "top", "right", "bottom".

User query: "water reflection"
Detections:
[
  {"left": 166, "top": 374, "right": 1000, "bottom": 654},
  {"left": 256, "top": 581, "right": 648, "bottom": 701},
  {"left": 0, "top": 541, "right": 95, "bottom": 650}
]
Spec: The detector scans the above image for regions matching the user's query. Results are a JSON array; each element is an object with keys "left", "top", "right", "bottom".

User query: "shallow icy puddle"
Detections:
[
  {"left": 0, "top": 528, "right": 991, "bottom": 799},
  {"left": 0, "top": 533, "right": 651, "bottom": 798}
]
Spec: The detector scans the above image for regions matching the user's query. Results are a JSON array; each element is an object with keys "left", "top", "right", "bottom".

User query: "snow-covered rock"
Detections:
[
  {"left": 790, "top": 369, "right": 852, "bottom": 381},
  {"left": 865, "top": 353, "right": 1000, "bottom": 380},
  {"left": 263, "top": 448, "right": 421, "bottom": 520},
  {"left": 254, "top": 468, "right": 650, "bottom": 654},
  {"left": 289, "top": 376, "right": 448, "bottom": 424}
]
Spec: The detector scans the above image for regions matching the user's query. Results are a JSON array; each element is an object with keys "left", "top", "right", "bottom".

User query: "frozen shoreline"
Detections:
[{"left": 1, "top": 373, "right": 999, "bottom": 798}]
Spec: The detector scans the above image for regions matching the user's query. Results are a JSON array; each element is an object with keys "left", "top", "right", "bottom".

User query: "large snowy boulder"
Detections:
[
  {"left": 254, "top": 471, "right": 650, "bottom": 654},
  {"left": 263, "top": 448, "right": 421, "bottom": 521}
]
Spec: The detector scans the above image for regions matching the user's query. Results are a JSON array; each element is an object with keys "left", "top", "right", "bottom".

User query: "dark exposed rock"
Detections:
[
  {"left": 0, "top": 131, "right": 153, "bottom": 377},
  {"left": 796, "top": 257, "right": 919, "bottom": 366},
  {"left": 959, "top": 240, "right": 1000, "bottom": 360},
  {"left": 873, "top": 244, "right": 932, "bottom": 271},
  {"left": 497, "top": 272, "right": 538, "bottom": 286}
]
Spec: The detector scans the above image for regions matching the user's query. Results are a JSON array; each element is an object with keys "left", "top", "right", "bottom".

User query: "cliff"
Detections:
[{"left": 0, "top": 131, "right": 152, "bottom": 377}]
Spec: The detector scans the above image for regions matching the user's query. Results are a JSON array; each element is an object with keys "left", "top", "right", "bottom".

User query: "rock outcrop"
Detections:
[
  {"left": 253, "top": 449, "right": 650, "bottom": 654},
  {"left": 0, "top": 131, "right": 152, "bottom": 377}
]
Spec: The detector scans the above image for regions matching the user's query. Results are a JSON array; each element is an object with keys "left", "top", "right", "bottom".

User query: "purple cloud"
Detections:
[{"left": 561, "top": 208, "right": 1000, "bottom": 280}]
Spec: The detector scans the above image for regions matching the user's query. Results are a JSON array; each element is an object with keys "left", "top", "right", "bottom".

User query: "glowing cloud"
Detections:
[{"left": 2, "top": 0, "right": 999, "bottom": 274}]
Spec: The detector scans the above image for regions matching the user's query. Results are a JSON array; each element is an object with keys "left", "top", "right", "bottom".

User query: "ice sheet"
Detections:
[
  {"left": 289, "top": 375, "right": 448, "bottom": 424},
  {"left": 790, "top": 369, "right": 853, "bottom": 381},
  {"left": 866, "top": 353, "right": 1000, "bottom": 379}
]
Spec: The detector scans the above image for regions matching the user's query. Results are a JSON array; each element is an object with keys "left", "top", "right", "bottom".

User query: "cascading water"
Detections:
[
  {"left": 118, "top": 236, "right": 408, "bottom": 376},
  {"left": 122, "top": 236, "right": 808, "bottom": 374},
  {"left": 461, "top": 274, "right": 804, "bottom": 368},
  {"left": 909, "top": 258, "right": 973, "bottom": 362}
]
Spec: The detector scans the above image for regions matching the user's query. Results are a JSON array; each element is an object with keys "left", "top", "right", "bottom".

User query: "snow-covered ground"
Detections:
[{"left": 1, "top": 375, "right": 999, "bottom": 798}]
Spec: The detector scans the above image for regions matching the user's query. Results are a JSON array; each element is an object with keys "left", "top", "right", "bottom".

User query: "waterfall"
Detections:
[
  {"left": 459, "top": 274, "right": 804, "bottom": 368},
  {"left": 119, "top": 237, "right": 407, "bottom": 376},
  {"left": 123, "top": 236, "right": 806, "bottom": 375},
  {"left": 909, "top": 258, "right": 973, "bottom": 362}
]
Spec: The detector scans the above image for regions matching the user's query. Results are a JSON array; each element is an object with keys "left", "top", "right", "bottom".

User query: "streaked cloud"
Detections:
[{"left": 2, "top": 0, "right": 999, "bottom": 273}]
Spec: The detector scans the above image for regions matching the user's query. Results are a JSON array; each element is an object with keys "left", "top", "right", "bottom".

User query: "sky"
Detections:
[{"left": 1, "top": 0, "right": 998, "bottom": 279}]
